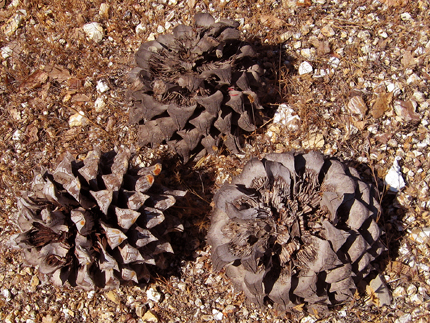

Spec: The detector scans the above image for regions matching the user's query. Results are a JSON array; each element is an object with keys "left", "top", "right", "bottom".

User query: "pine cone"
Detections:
[
  {"left": 11, "top": 148, "right": 185, "bottom": 290},
  {"left": 128, "top": 13, "right": 266, "bottom": 162},
  {"left": 207, "top": 151, "right": 389, "bottom": 313}
]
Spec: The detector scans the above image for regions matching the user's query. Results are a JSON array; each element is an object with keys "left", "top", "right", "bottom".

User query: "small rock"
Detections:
[
  {"left": 136, "top": 23, "right": 146, "bottom": 35},
  {"left": 329, "top": 57, "right": 340, "bottom": 68},
  {"left": 412, "top": 91, "right": 425, "bottom": 103},
  {"left": 395, "top": 313, "right": 412, "bottom": 323},
  {"left": 347, "top": 96, "right": 367, "bottom": 119},
  {"left": 147, "top": 33, "right": 156, "bottom": 41},
  {"left": 177, "top": 282, "right": 186, "bottom": 291},
  {"left": 41, "top": 314, "right": 55, "bottom": 323},
  {"left": 272, "top": 104, "right": 300, "bottom": 131},
  {"left": 146, "top": 288, "right": 161, "bottom": 303},
  {"left": 300, "top": 48, "right": 313, "bottom": 59},
  {"left": 385, "top": 156, "right": 405, "bottom": 192},
  {"left": 157, "top": 25, "right": 165, "bottom": 33},
  {"left": 96, "top": 80, "right": 109, "bottom": 93},
  {"left": 298, "top": 61, "right": 313, "bottom": 75},
  {"left": 2, "top": 9, "right": 27, "bottom": 37},
  {"left": 12, "top": 129, "right": 22, "bottom": 141},
  {"left": 106, "top": 290, "right": 121, "bottom": 305},
  {"left": 393, "top": 100, "right": 420, "bottom": 122},
  {"left": 410, "top": 293, "right": 423, "bottom": 305},
  {"left": 400, "top": 12, "right": 412, "bottom": 21},
  {"left": 30, "top": 275, "right": 39, "bottom": 290},
  {"left": 393, "top": 286, "right": 406, "bottom": 298},
  {"left": 83, "top": 22, "right": 104, "bottom": 43},
  {"left": 223, "top": 305, "right": 236, "bottom": 314},
  {"left": 135, "top": 303, "right": 145, "bottom": 317},
  {"left": 280, "top": 31, "right": 293, "bottom": 42},
  {"left": 406, "top": 73, "right": 420, "bottom": 84},
  {"left": 1, "top": 289, "right": 11, "bottom": 300},
  {"left": 301, "top": 316, "right": 317, "bottom": 323},
  {"left": 94, "top": 97, "right": 106, "bottom": 112},
  {"left": 407, "top": 284, "right": 418, "bottom": 295},
  {"left": 1, "top": 46, "right": 13, "bottom": 59},
  {"left": 212, "top": 309, "right": 223, "bottom": 321},
  {"left": 320, "top": 25, "right": 335, "bottom": 37},
  {"left": 99, "top": 3, "right": 110, "bottom": 19},
  {"left": 69, "top": 112, "right": 89, "bottom": 127},
  {"left": 142, "top": 311, "right": 158, "bottom": 322}
]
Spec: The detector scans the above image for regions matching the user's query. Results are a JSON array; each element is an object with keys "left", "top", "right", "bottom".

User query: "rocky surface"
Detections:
[{"left": 1, "top": 0, "right": 430, "bottom": 322}]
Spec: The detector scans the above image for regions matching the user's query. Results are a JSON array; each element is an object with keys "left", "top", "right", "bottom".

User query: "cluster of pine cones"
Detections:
[{"left": 10, "top": 13, "right": 391, "bottom": 315}]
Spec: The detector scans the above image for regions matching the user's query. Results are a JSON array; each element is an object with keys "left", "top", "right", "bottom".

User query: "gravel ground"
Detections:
[{"left": 1, "top": 0, "right": 430, "bottom": 322}]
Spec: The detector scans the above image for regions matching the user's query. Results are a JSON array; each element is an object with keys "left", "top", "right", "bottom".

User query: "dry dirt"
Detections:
[{"left": 1, "top": 0, "right": 430, "bottom": 322}]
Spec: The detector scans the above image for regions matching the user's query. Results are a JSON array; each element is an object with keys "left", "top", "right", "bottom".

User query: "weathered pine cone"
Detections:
[
  {"left": 208, "top": 151, "right": 388, "bottom": 313},
  {"left": 11, "top": 148, "right": 185, "bottom": 290},
  {"left": 128, "top": 13, "right": 266, "bottom": 162}
]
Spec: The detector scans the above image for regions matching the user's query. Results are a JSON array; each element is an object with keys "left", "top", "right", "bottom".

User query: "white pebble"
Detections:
[
  {"left": 83, "top": 22, "right": 104, "bottom": 43},
  {"left": 272, "top": 104, "right": 300, "bottom": 131},
  {"left": 157, "top": 25, "right": 165, "bottom": 33},
  {"left": 298, "top": 61, "right": 313, "bottom": 75},
  {"left": 69, "top": 113, "right": 89, "bottom": 127},
  {"left": 407, "top": 73, "right": 420, "bottom": 84},
  {"left": 146, "top": 288, "right": 161, "bottom": 303},
  {"left": 395, "top": 313, "right": 411, "bottom": 323},
  {"left": 96, "top": 80, "right": 109, "bottom": 93},
  {"left": 385, "top": 156, "right": 405, "bottom": 192},
  {"left": 392, "top": 286, "right": 405, "bottom": 298},
  {"left": 2, "top": 289, "right": 11, "bottom": 300},
  {"left": 301, "top": 316, "right": 317, "bottom": 323},
  {"left": 12, "top": 129, "right": 22, "bottom": 141},
  {"left": 147, "top": 32, "right": 156, "bottom": 41},
  {"left": 94, "top": 97, "right": 106, "bottom": 112},
  {"left": 400, "top": 12, "right": 412, "bottom": 21},
  {"left": 329, "top": 57, "right": 340, "bottom": 68},
  {"left": 212, "top": 309, "right": 223, "bottom": 321},
  {"left": 1, "top": 46, "right": 13, "bottom": 59},
  {"left": 136, "top": 23, "right": 146, "bottom": 34}
]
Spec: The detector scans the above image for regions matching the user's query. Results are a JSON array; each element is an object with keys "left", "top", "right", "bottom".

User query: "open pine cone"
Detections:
[
  {"left": 128, "top": 13, "right": 267, "bottom": 162},
  {"left": 11, "top": 148, "right": 185, "bottom": 290},
  {"left": 208, "top": 151, "right": 389, "bottom": 313}
]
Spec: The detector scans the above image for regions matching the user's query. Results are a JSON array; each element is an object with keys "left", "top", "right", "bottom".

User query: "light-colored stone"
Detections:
[
  {"left": 69, "top": 112, "right": 89, "bottom": 127},
  {"left": 385, "top": 156, "right": 405, "bottom": 192},
  {"left": 83, "top": 22, "right": 104, "bottom": 43},
  {"left": 2, "top": 10, "right": 27, "bottom": 37},
  {"left": 94, "top": 97, "right": 105, "bottom": 112},
  {"left": 320, "top": 25, "right": 335, "bottom": 37},
  {"left": 142, "top": 310, "right": 158, "bottom": 322},
  {"left": 146, "top": 288, "right": 162, "bottom": 302},
  {"left": 96, "top": 80, "right": 109, "bottom": 93},
  {"left": 298, "top": 61, "right": 313, "bottom": 75}
]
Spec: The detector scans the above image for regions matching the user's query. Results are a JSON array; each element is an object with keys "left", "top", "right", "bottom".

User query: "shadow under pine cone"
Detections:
[
  {"left": 208, "top": 151, "right": 391, "bottom": 314},
  {"left": 128, "top": 13, "right": 267, "bottom": 162},
  {"left": 10, "top": 148, "right": 186, "bottom": 290}
]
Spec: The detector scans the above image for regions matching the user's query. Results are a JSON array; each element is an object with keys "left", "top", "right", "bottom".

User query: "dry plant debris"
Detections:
[
  {"left": 10, "top": 147, "right": 185, "bottom": 290},
  {"left": 1, "top": 0, "right": 430, "bottom": 322}
]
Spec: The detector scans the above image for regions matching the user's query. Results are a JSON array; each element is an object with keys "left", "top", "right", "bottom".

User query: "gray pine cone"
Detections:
[
  {"left": 11, "top": 148, "right": 185, "bottom": 290},
  {"left": 128, "top": 13, "right": 266, "bottom": 162},
  {"left": 208, "top": 151, "right": 389, "bottom": 313}
]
